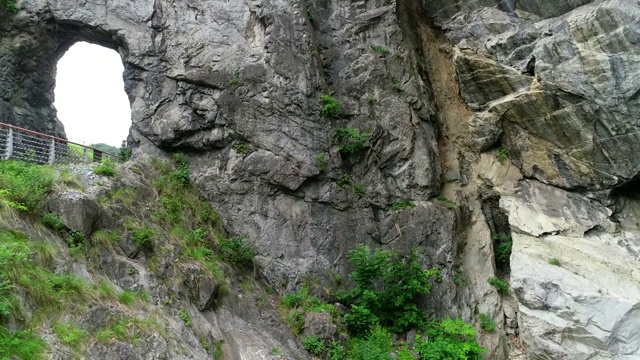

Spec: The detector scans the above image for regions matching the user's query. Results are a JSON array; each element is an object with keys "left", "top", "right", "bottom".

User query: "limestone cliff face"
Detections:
[{"left": 1, "top": 0, "right": 639, "bottom": 358}]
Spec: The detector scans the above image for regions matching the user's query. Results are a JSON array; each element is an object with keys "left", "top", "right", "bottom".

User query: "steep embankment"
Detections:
[{"left": 0, "top": 157, "right": 307, "bottom": 359}]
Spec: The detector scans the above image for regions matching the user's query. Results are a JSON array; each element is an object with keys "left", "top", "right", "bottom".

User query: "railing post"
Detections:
[
  {"left": 48, "top": 138, "right": 56, "bottom": 164},
  {"left": 83, "top": 147, "right": 89, "bottom": 163},
  {"left": 4, "top": 128, "right": 13, "bottom": 160}
]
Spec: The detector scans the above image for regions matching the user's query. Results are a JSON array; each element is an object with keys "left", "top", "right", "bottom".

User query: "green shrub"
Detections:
[
  {"left": 220, "top": 236, "right": 255, "bottom": 270},
  {"left": 336, "top": 173, "right": 351, "bottom": 188},
  {"left": 284, "top": 309, "right": 305, "bottom": 334},
  {"left": 487, "top": 277, "right": 509, "bottom": 295},
  {"left": 42, "top": 213, "right": 65, "bottom": 232},
  {"left": 229, "top": 68, "right": 240, "bottom": 86},
  {"left": 65, "top": 231, "right": 85, "bottom": 248},
  {"left": 272, "top": 347, "right": 281, "bottom": 355},
  {"left": 392, "top": 84, "right": 404, "bottom": 92},
  {"left": 118, "top": 140, "right": 132, "bottom": 162},
  {"left": 0, "top": 327, "right": 45, "bottom": 359},
  {"left": 415, "top": 318, "right": 486, "bottom": 360},
  {"left": 391, "top": 200, "right": 415, "bottom": 211},
  {"left": 341, "top": 245, "right": 440, "bottom": 335},
  {"left": 353, "top": 185, "right": 364, "bottom": 196},
  {"left": 281, "top": 286, "right": 335, "bottom": 313},
  {"left": 130, "top": 226, "right": 155, "bottom": 249},
  {"left": 320, "top": 94, "right": 341, "bottom": 118},
  {"left": 316, "top": 152, "right": 329, "bottom": 172},
  {"left": 370, "top": 44, "right": 390, "bottom": 55},
  {"left": 302, "top": 335, "right": 325, "bottom": 356},
  {"left": 335, "top": 128, "right": 371, "bottom": 156},
  {"left": 548, "top": 258, "right": 561, "bottom": 266},
  {"left": 492, "top": 233, "right": 512, "bottom": 266},
  {"left": 214, "top": 340, "right": 224, "bottom": 359},
  {"left": 94, "top": 157, "right": 117, "bottom": 176},
  {"left": 0, "top": 0, "right": 20, "bottom": 13},
  {"left": 347, "top": 326, "right": 394, "bottom": 360},
  {"left": 170, "top": 153, "right": 190, "bottom": 186},
  {"left": 0, "top": 161, "right": 54, "bottom": 212},
  {"left": 496, "top": 147, "right": 508, "bottom": 164},
  {"left": 233, "top": 141, "right": 252, "bottom": 155},
  {"left": 479, "top": 313, "right": 496, "bottom": 332},
  {"left": 327, "top": 341, "right": 346, "bottom": 360},
  {"left": 179, "top": 309, "right": 192, "bottom": 326}
]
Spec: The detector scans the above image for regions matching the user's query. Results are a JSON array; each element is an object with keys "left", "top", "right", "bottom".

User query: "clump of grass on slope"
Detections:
[{"left": 0, "top": 161, "right": 54, "bottom": 212}]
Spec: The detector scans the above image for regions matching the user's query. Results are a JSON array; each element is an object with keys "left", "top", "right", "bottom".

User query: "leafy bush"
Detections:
[
  {"left": 0, "top": 0, "right": 20, "bottom": 13},
  {"left": 316, "top": 152, "right": 329, "bottom": 172},
  {"left": 0, "top": 161, "right": 54, "bottom": 212},
  {"left": 335, "top": 128, "right": 371, "bottom": 157},
  {"left": 179, "top": 309, "right": 192, "bottom": 326},
  {"left": 548, "top": 258, "right": 561, "bottom": 266},
  {"left": 220, "top": 236, "right": 255, "bottom": 270},
  {"left": 284, "top": 309, "right": 305, "bottom": 334},
  {"left": 479, "top": 313, "right": 496, "bottom": 332},
  {"left": 347, "top": 326, "right": 394, "bottom": 360},
  {"left": 341, "top": 245, "right": 440, "bottom": 335},
  {"left": 94, "top": 158, "right": 117, "bottom": 176},
  {"left": 320, "top": 94, "right": 341, "bottom": 118},
  {"left": 170, "top": 153, "right": 190, "bottom": 186},
  {"left": 42, "top": 213, "right": 65, "bottom": 232},
  {"left": 130, "top": 225, "right": 155, "bottom": 249},
  {"left": 415, "top": 318, "right": 486, "bottom": 360},
  {"left": 487, "top": 277, "right": 509, "bottom": 295},
  {"left": 336, "top": 173, "right": 351, "bottom": 188},
  {"left": 302, "top": 335, "right": 325, "bottom": 356},
  {"left": 392, "top": 84, "right": 404, "bottom": 92},
  {"left": 281, "top": 286, "right": 334, "bottom": 313},
  {"left": 118, "top": 140, "right": 132, "bottom": 162},
  {"left": 233, "top": 141, "right": 253, "bottom": 155},
  {"left": 492, "top": 233, "right": 512, "bottom": 266},
  {"left": 391, "top": 200, "right": 415, "bottom": 211}
]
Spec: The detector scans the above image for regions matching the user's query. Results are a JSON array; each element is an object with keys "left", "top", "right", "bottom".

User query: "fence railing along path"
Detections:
[{"left": 0, "top": 122, "right": 117, "bottom": 165}]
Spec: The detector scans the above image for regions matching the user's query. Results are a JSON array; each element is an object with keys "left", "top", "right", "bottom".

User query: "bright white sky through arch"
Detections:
[{"left": 54, "top": 42, "right": 131, "bottom": 147}]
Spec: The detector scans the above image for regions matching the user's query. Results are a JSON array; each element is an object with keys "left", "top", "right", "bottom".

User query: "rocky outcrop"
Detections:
[{"left": 2, "top": 0, "right": 640, "bottom": 358}]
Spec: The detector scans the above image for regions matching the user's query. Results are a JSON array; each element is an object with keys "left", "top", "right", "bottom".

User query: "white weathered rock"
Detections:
[{"left": 504, "top": 180, "right": 640, "bottom": 359}]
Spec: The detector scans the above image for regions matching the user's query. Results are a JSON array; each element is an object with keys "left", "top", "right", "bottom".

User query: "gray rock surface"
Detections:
[{"left": 3, "top": 0, "right": 640, "bottom": 358}]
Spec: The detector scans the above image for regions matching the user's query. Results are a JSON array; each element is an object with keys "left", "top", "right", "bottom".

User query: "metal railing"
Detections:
[{"left": 0, "top": 122, "right": 117, "bottom": 165}]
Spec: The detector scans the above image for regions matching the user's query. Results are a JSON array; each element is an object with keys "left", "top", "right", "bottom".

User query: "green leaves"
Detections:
[
  {"left": 343, "top": 245, "right": 439, "bottom": 335},
  {"left": 416, "top": 318, "right": 486, "bottom": 360},
  {"left": 335, "top": 128, "right": 371, "bottom": 157},
  {"left": 320, "top": 94, "right": 341, "bottom": 118}
]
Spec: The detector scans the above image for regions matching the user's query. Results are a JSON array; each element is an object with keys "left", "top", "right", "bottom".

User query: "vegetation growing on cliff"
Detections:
[
  {"left": 0, "top": 157, "right": 257, "bottom": 358},
  {"left": 280, "top": 245, "right": 486, "bottom": 359},
  {"left": 0, "top": 0, "right": 19, "bottom": 13}
]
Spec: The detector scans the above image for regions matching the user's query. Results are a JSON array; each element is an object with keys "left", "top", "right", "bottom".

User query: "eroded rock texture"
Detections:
[{"left": 2, "top": 0, "right": 640, "bottom": 358}]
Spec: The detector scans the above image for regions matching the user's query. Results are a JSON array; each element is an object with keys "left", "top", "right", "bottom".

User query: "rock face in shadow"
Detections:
[{"left": 2, "top": 0, "right": 640, "bottom": 358}]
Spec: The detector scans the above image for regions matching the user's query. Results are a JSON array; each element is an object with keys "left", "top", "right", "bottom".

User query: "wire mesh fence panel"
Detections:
[{"left": 0, "top": 122, "right": 116, "bottom": 165}]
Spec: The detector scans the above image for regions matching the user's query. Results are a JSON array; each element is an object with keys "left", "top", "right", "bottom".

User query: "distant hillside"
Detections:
[{"left": 90, "top": 143, "right": 118, "bottom": 154}]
